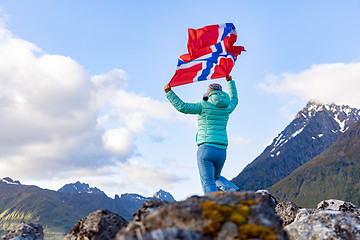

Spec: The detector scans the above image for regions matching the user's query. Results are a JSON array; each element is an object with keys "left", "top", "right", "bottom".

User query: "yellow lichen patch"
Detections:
[
  {"left": 201, "top": 201, "right": 225, "bottom": 222},
  {"left": 236, "top": 205, "right": 250, "bottom": 217},
  {"left": 219, "top": 205, "right": 234, "bottom": 216},
  {"left": 200, "top": 201, "right": 225, "bottom": 236},
  {"left": 238, "top": 224, "right": 276, "bottom": 240},
  {"left": 210, "top": 191, "right": 224, "bottom": 196},
  {"left": 199, "top": 199, "right": 258, "bottom": 238},
  {"left": 238, "top": 199, "right": 258, "bottom": 206},
  {"left": 229, "top": 213, "right": 247, "bottom": 225}
]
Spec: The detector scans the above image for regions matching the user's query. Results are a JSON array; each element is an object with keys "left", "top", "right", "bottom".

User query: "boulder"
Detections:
[
  {"left": 284, "top": 199, "right": 360, "bottom": 240},
  {"left": 275, "top": 202, "right": 300, "bottom": 226},
  {"left": 0, "top": 223, "right": 44, "bottom": 240},
  {"left": 256, "top": 190, "right": 278, "bottom": 204},
  {"left": 117, "top": 191, "right": 288, "bottom": 240},
  {"left": 132, "top": 198, "right": 168, "bottom": 222},
  {"left": 317, "top": 199, "right": 360, "bottom": 213},
  {"left": 65, "top": 209, "right": 128, "bottom": 240}
]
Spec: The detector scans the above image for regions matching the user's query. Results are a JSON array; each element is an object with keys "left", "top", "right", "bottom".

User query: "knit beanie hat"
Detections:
[{"left": 205, "top": 83, "right": 222, "bottom": 97}]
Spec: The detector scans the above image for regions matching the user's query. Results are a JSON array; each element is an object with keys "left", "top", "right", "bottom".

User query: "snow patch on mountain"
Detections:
[
  {"left": 1, "top": 177, "right": 21, "bottom": 185},
  {"left": 58, "top": 181, "right": 106, "bottom": 195},
  {"left": 270, "top": 101, "right": 360, "bottom": 153},
  {"left": 153, "top": 189, "right": 176, "bottom": 202}
]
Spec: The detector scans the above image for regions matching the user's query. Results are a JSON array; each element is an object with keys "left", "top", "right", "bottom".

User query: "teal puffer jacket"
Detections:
[{"left": 166, "top": 80, "right": 238, "bottom": 148}]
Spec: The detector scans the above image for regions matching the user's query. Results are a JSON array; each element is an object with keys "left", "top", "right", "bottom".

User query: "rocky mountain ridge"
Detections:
[
  {"left": 269, "top": 118, "right": 360, "bottom": 208},
  {"left": 58, "top": 181, "right": 106, "bottom": 195},
  {"left": 232, "top": 101, "right": 360, "bottom": 191},
  {"left": 0, "top": 178, "right": 174, "bottom": 239}
]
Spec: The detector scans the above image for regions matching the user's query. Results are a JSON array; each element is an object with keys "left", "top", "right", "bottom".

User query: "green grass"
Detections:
[{"left": 269, "top": 121, "right": 360, "bottom": 208}]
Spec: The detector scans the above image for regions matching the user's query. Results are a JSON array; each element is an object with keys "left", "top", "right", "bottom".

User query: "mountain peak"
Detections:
[
  {"left": 153, "top": 189, "right": 176, "bottom": 202},
  {"left": 297, "top": 101, "right": 359, "bottom": 123},
  {"left": 58, "top": 181, "right": 106, "bottom": 196},
  {"left": 232, "top": 101, "right": 360, "bottom": 191},
  {"left": 269, "top": 119, "right": 360, "bottom": 207},
  {"left": 1, "top": 177, "right": 21, "bottom": 185},
  {"left": 303, "top": 101, "right": 359, "bottom": 133}
]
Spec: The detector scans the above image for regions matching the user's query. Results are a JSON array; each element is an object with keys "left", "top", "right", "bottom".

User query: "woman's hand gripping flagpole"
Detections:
[{"left": 164, "top": 84, "right": 171, "bottom": 93}]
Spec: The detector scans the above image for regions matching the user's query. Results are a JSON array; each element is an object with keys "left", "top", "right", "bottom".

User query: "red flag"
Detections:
[{"left": 169, "top": 23, "right": 245, "bottom": 87}]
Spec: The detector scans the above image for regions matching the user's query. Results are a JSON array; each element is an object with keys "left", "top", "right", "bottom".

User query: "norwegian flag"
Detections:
[{"left": 169, "top": 23, "right": 245, "bottom": 87}]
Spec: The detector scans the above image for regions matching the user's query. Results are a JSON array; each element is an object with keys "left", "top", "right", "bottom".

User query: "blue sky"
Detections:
[{"left": 0, "top": 0, "right": 360, "bottom": 200}]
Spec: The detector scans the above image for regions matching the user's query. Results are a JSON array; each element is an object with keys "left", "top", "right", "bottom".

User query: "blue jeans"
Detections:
[{"left": 197, "top": 144, "right": 239, "bottom": 194}]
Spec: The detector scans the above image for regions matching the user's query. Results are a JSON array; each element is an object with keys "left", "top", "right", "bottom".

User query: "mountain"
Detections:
[
  {"left": 0, "top": 178, "right": 83, "bottom": 239},
  {"left": 269, "top": 119, "right": 360, "bottom": 208},
  {"left": 0, "top": 178, "right": 175, "bottom": 239},
  {"left": 114, "top": 190, "right": 175, "bottom": 219},
  {"left": 232, "top": 101, "right": 360, "bottom": 191},
  {"left": 153, "top": 189, "right": 176, "bottom": 202},
  {"left": 58, "top": 181, "right": 106, "bottom": 195}
]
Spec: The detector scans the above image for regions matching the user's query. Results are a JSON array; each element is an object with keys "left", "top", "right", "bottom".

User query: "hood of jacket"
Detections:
[{"left": 207, "top": 90, "right": 230, "bottom": 108}]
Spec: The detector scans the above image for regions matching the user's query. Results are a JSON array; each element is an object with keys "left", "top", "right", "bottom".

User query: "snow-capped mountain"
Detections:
[
  {"left": 0, "top": 178, "right": 176, "bottom": 236},
  {"left": 58, "top": 181, "right": 106, "bottom": 195},
  {"left": 269, "top": 119, "right": 360, "bottom": 207},
  {"left": 153, "top": 189, "right": 176, "bottom": 202},
  {"left": 232, "top": 101, "right": 360, "bottom": 191}
]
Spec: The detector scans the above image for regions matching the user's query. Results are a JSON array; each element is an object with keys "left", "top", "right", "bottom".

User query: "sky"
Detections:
[{"left": 0, "top": 0, "right": 360, "bottom": 201}]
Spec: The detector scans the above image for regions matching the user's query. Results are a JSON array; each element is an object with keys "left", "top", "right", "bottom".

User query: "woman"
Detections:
[{"left": 164, "top": 76, "right": 239, "bottom": 194}]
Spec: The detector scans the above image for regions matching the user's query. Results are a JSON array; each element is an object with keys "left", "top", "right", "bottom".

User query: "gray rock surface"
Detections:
[
  {"left": 65, "top": 209, "right": 128, "bottom": 240},
  {"left": 275, "top": 202, "right": 300, "bottom": 226},
  {"left": 256, "top": 189, "right": 278, "bottom": 204},
  {"left": 0, "top": 223, "right": 43, "bottom": 240},
  {"left": 284, "top": 199, "right": 360, "bottom": 240},
  {"left": 117, "top": 191, "right": 288, "bottom": 240},
  {"left": 317, "top": 199, "right": 360, "bottom": 213},
  {"left": 6, "top": 192, "right": 360, "bottom": 240},
  {"left": 285, "top": 210, "right": 360, "bottom": 240}
]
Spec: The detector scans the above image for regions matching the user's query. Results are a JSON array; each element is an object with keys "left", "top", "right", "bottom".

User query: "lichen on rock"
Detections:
[{"left": 117, "top": 191, "right": 288, "bottom": 240}]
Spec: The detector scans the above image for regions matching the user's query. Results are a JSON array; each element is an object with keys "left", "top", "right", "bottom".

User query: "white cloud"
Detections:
[
  {"left": 92, "top": 69, "right": 177, "bottom": 160},
  {"left": 102, "top": 128, "right": 134, "bottom": 156},
  {"left": 259, "top": 62, "right": 360, "bottom": 108},
  {"left": 0, "top": 27, "right": 97, "bottom": 168},
  {"left": 0, "top": 23, "right": 185, "bottom": 197},
  {"left": 117, "top": 158, "right": 186, "bottom": 196}
]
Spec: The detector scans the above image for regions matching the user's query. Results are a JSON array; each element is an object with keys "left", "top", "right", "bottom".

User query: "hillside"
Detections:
[
  {"left": 0, "top": 179, "right": 174, "bottom": 239},
  {"left": 0, "top": 179, "right": 82, "bottom": 239},
  {"left": 232, "top": 101, "right": 360, "bottom": 191},
  {"left": 269, "top": 119, "right": 360, "bottom": 208}
]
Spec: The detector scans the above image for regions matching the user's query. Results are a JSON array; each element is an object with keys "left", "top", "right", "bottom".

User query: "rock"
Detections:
[
  {"left": 285, "top": 199, "right": 360, "bottom": 240},
  {"left": 132, "top": 198, "right": 168, "bottom": 222},
  {"left": 317, "top": 199, "right": 360, "bottom": 213},
  {"left": 65, "top": 209, "right": 128, "bottom": 240},
  {"left": 0, "top": 223, "right": 44, "bottom": 240},
  {"left": 118, "top": 228, "right": 209, "bottom": 240},
  {"left": 122, "top": 198, "right": 168, "bottom": 235},
  {"left": 285, "top": 210, "right": 360, "bottom": 240},
  {"left": 275, "top": 202, "right": 300, "bottom": 226},
  {"left": 256, "top": 190, "right": 278, "bottom": 204},
  {"left": 117, "top": 191, "right": 288, "bottom": 240}
]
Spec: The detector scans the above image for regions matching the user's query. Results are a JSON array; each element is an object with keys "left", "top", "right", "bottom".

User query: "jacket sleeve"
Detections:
[
  {"left": 227, "top": 80, "right": 238, "bottom": 113},
  {"left": 166, "top": 90, "right": 202, "bottom": 114}
]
